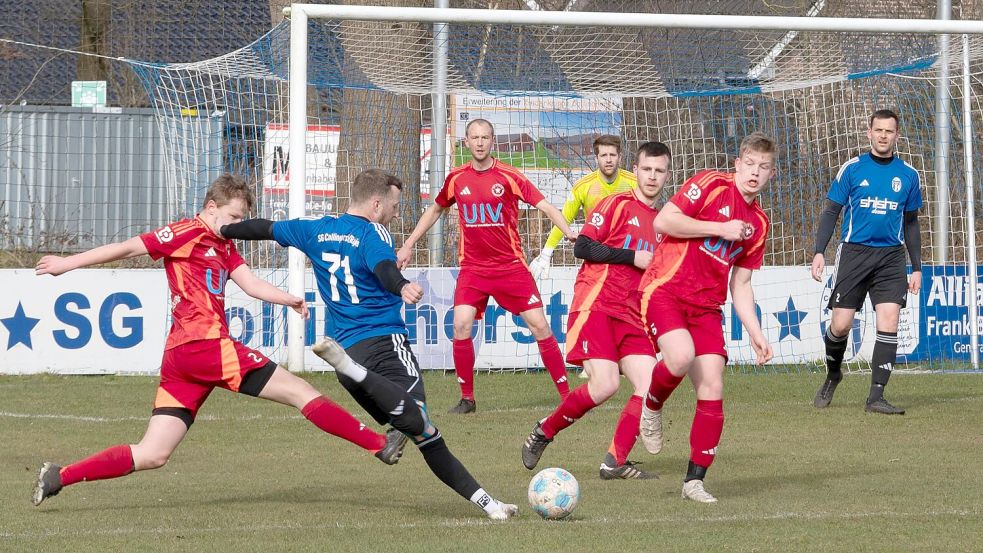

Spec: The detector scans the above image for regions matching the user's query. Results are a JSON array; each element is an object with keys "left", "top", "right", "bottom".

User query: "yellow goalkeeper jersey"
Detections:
[{"left": 543, "top": 168, "right": 637, "bottom": 249}]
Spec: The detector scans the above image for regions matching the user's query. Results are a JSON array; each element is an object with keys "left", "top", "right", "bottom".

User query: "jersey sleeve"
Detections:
[
  {"left": 907, "top": 169, "right": 923, "bottom": 211},
  {"left": 140, "top": 223, "right": 203, "bottom": 261},
  {"left": 363, "top": 223, "right": 398, "bottom": 270},
  {"left": 543, "top": 185, "right": 584, "bottom": 249},
  {"left": 511, "top": 172, "right": 546, "bottom": 206},
  {"left": 669, "top": 170, "right": 717, "bottom": 217},
  {"left": 827, "top": 162, "right": 852, "bottom": 205},
  {"left": 227, "top": 241, "right": 247, "bottom": 272},
  {"left": 580, "top": 195, "right": 618, "bottom": 243},
  {"left": 434, "top": 174, "right": 456, "bottom": 208},
  {"left": 272, "top": 218, "right": 316, "bottom": 250}
]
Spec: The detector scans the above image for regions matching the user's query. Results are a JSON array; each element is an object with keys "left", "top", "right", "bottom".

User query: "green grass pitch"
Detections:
[{"left": 2, "top": 371, "right": 982, "bottom": 552}]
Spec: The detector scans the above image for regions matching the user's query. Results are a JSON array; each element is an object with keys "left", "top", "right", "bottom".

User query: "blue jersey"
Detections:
[
  {"left": 829, "top": 153, "right": 922, "bottom": 247},
  {"left": 273, "top": 214, "right": 406, "bottom": 348}
]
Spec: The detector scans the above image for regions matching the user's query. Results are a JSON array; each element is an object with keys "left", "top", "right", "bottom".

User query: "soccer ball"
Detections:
[{"left": 527, "top": 467, "right": 580, "bottom": 520}]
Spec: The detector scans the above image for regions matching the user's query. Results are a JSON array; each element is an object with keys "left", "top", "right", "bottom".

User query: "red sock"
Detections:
[
  {"left": 537, "top": 336, "right": 570, "bottom": 397},
  {"left": 540, "top": 385, "right": 596, "bottom": 438},
  {"left": 690, "top": 399, "right": 724, "bottom": 468},
  {"left": 645, "top": 360, "right": 684, "bottom": 411},
  {"left": 608, "top": 395, "right": 642, "bottom": 465},
  {"left": 302, "top": 396, "right": 385, "bottom": 452},
  {"left": 452, "top": 338, "right": 476, "bottom": 401},
  {"left": 60, "top": 444, "right": 134, "bottom": 487}
]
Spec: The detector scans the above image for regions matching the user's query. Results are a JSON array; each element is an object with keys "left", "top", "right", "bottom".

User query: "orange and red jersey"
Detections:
[
  {"left": 435, "top": 159, "right": 545, "bottom": 270},
  {"left": 570, "top": 190, "right": 659, "bottom": 324},
  {"left": 640, "top": 170, "right": 769, "bottom": 310},
  {"left": 140, "top": 216, "right": 245, "bottom": 350}
]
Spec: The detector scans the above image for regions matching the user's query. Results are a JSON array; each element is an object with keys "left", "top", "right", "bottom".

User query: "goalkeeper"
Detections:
[{"left": 529, "top": 134, "right": 637, "bottom": 279}]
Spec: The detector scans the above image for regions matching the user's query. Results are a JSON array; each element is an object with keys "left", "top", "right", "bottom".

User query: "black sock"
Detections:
[
  {"left": 824, "top": 326, "right": 848, "bottom": 380},
  {"left": 418, "top": 434, "right": 481, "bottom": 500},
  {"left": 684, "top": 461, "right": 708, "bottom": 482},
  {"left": 869, "top": 331, "right": 898, "bottom": 401}
]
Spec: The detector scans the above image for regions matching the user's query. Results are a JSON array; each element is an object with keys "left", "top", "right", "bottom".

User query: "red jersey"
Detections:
[
  {"left": 140, "top": 216, "right": 246, "bottom": 350},
  {"left": 639, "top": 170, "right": 769, "bottom": 310},
  {"left": 570, "top": 190, "right": 659, "bottom": 324},
  {"left": 435, "top": 159, "right": 546, "bottom": 270}
]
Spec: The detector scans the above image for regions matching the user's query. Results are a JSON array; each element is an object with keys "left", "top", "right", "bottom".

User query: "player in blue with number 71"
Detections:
[{"left": 221, "top": 168, "right": 518, "bottom": 520}]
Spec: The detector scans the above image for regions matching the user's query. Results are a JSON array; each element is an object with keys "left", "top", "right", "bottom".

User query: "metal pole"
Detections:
[
  {"left": 287, "top": 5, "right": 308, "bottom": 371},
  {"left": 429, "top": 0, "right": 448, "bottom": 266},
  {"left": 962, "top": 33, "right": 979, "bottom": 369},
  {"left": 935, "top": 0, "right": 952, "bottom": 263}
]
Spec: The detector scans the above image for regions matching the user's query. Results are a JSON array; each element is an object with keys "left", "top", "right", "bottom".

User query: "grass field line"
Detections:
[{"left": 2, "top": 507, "right": 979, "bottom": 539}]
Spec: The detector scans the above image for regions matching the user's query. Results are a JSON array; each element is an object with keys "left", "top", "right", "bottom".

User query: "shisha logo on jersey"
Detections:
[{"left": 818, "top": 275, "right": 867, "bottom": 361}]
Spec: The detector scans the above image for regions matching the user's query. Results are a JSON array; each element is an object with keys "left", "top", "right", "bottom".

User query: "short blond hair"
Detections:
[
  {"left": 203, "top": 174, "right": 254, "bottom": 211},
  {"left": 739, "top": 132, "right": 776, "bottom": 158}
]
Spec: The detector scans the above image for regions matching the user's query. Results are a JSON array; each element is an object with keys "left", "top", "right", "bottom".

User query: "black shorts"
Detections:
[
  {"left": 340, "top": 334, "right": 426, "bottom": 425},
  {"left": 828, "top": 243, "right": 908, "bottom": 310}
]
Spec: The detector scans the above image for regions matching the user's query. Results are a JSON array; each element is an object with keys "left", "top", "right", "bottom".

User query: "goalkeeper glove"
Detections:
[{"left": 529, "top": 248, "right": 554, "bottom": 279}]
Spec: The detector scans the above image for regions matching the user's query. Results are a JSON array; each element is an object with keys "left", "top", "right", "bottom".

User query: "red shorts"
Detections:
[
  {"left": 565, "top": 310, "right": 656, "bottom": 366},
  {"left": 455, "top": 266, "right": 543, "bottom": 319},
  {"left": 642, "top": 290, "right": 727, "bottom": 360},
  {"left": 154, "top": 338, "right": 271, "bottom": 417}
]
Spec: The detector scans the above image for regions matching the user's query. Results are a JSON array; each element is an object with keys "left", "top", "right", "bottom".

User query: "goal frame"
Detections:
[{"left": 284, "top": 4, "right": 983, "bottom": 372}]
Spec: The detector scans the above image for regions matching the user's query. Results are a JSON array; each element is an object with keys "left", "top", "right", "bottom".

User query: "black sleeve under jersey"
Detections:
[
  {"left": 904, "top": 210, "right": 922, "bottom": 271},
  {"left": 573, "top": 234, "right": 636, "bottom": 266},
  {"left": 220, "top": 218, "right": 275, "bottom": 241},
  {"left": 813, "top": 200, "right": 843, "bottom": 256},
  {"left": 373, "top": 259, "right": 410, "bottom": 296}
]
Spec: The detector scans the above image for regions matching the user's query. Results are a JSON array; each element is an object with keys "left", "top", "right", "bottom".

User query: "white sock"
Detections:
[
  {"left": 469, "top": 488, "right": 501, "bottom": 514},
  {"left": 334, "top": 356, "right": 368, "bottom": 383}
]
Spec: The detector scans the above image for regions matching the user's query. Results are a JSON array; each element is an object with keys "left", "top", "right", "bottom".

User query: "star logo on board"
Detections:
[
  {"left": 1, "top": 302, "right": 41, "bottom": 350},
  {"left": 773, "top": 296, "right": 808, "bottom": 341}
]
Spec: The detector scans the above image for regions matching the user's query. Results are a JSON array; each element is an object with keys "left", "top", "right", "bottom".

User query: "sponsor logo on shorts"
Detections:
[
  {"left": 528, "top": 294, "right": 540, "bottom": 304},
  {"left": 582, "top": 340, "right": 589, "bottom": 354}
]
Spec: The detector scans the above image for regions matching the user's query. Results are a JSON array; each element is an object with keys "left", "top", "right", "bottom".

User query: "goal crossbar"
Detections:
[{"left": 288, "top": 4, "right": 983, "bottom": 35}]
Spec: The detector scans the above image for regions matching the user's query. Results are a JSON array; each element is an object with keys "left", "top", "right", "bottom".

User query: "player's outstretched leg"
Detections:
[
  {"left": 416, "top": 429, "right": 517, "bottom": 520},
  {"left": 521, "top": 420, "right": 553, "bottom": 470},
  {"left": 814, "top": 327, "right": 847, "bottom": 408},
  {"left": 314, "top": 337, "right": 427, "bottom": 437}
]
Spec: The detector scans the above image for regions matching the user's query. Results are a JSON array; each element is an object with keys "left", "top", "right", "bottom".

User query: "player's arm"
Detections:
[
  {"left": 729, "top": 266, "right": 773, "bottom": 365},
  {"left": 229, "top": 264, "right": 308, "bottom": 318},
  {"left": 903, "top": 209, "right": 922, "bottom": 294},
  {"left": 574, "top": 235, "right": 650, "bottom": 270},
  {"left": 35, "top": 236, "right": 148, "bottom": 276},
  {"left": 810, "top": 200, "right": 844, "bottom": 282},
  {"left": 396, "top": 202, "right": 448, "bottom": 269},
  {"left": 655, "top": 201, "right": 745, "bottom": 241},
  {"left": 531, "top": 190, "right": 584, "bottom": 278},
  {"left": 373, "top": 260, "right": 423, "bottom": 304},
  {"left": 534, "top": 199, "right": 577, "bottom": 241},
  {"left": 220, "top": 218, "right": 275, "bottom": 241}
]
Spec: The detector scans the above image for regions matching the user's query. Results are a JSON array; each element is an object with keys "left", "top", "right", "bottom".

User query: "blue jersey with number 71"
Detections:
[{"left": 273, "top": 214, "right": 406, "bottom": 348}]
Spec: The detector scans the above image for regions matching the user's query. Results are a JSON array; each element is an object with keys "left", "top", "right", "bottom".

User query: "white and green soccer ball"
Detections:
[{"left": 527, "top": 467, "right": 580, "bottom": 520}]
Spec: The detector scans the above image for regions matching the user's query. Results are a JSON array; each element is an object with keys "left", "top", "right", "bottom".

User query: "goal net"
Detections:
[{"left": 131, "top": 5, "right": 983, "bottom": 373}]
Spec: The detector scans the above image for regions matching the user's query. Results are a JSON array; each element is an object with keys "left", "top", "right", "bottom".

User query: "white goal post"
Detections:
[{"left": 283, "top": 4, "right": 983, "bottom": 372}]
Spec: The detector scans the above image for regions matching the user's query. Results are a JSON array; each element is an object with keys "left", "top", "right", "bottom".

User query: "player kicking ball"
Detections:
[
  {"left": 637, "top": 133, "right": 776, "bottom": 503},
  {"left": 221, "top": 169, "right": 518, "bottom": 520},
  {"left": 32, "top": 175, "right": 404, "bottom": 507},
  {"left": 521, "top": 142, "right": 670, "bottom": 480}
]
